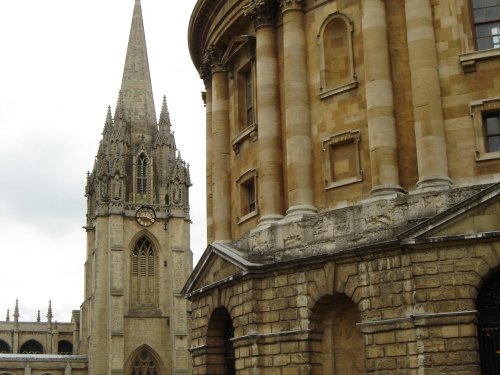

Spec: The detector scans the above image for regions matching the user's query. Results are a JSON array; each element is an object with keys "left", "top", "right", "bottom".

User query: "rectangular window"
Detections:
[
  {"left": 236, "top": 169, "right": 258, "bottom": 224},
  {"left": 245, "top": 70, "right": 254, "bottom": 126},
  {"left": 484, "top": 112, "right": 500, "bottom": 152},
  {"left": 472, "top": 0, "right": 500, "bottom": 50},
  {"left": 323, "top": 130, "right": 362, "bottom": 189}
]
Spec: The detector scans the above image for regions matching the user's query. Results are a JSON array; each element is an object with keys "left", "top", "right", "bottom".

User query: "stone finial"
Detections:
[
  {"left": 47, "top": 300, "right": 53, "bottom": 323},
  {"left": 37, "top": 310, "right": 41, "bottom": 323},
  {"left": 6, "top": 309, "right": 10, "bottom": 322},
  {"left": 243, "top": 0, "right": 279, "bottom": 29},
  {"left": 14, "top": 299, "right": 19, "bottom": 323}
]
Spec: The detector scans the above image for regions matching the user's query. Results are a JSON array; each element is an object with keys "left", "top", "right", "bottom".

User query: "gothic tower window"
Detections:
[
  {"left": 20, "top": 340, "right": 43, "bottom": 354},
  {"left": 137, "top": 153, "right": 148, "bottom": 195},
  {"left": 130, "top": 236, "right": 157, "bottom": 308},
  {"left": 478, "top": 269, "right": 500, "bottom": 374},
  {"left": 472, "top": 0, "right": 500, "bottom": 50},
  {"left": 129, "top": 348, "right": 160, "bottom": 375}
]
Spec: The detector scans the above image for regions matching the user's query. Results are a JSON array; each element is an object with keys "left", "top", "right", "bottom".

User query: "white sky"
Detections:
[{"left": 0, "top": 0, "right": 206, "bottom": 323}]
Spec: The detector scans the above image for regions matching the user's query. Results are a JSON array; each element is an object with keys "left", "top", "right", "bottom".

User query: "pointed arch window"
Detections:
[
  {"left": 20, "top": 340, "right": 43, "bottom": 354},
  {"left": 137, "top": 153, "right": 148, "bottom": 195},
  {"left": 0, "top": 339, "right": 10, "bottom": 353},
  {"left": 130, "top": 349, "right": 159, "bottom": 375},
  {"left": 130, "top": 237, "right": 157, "bottom": 308},
  {"left": 57, "top": 340, "right": 73, "bottom": 355}
]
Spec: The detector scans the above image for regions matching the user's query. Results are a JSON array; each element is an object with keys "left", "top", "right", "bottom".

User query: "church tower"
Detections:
[{"left": 81, "top": 1, "right": 192, "bottom": 374}]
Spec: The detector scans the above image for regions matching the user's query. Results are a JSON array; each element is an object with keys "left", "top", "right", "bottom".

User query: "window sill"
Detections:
[
  {"left": 476, "top": 150, "right": 500, "bottom": 162},
  {"left": 237, "top": 209, "right": 258, "bottom": 225},
  {"left": 319, "top": 80, "right": 358, "bottom": 100},
  {"left": 232, "top": 123, "right": 258, "bottom": 154},
  {"left": 325, "top": 176, "right": 363, "bottom": 190},
  {"left": 459, "top": 47, "right": 500, "bottom": 73}
]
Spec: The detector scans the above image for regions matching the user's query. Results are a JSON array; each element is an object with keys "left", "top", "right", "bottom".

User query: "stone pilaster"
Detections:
[
  {"left": 244, "top": 0, "right": 284, "bottom": 225},
  {"left": 362, "top": 0, "right": 404, "bottom": 197},
  {"left": 405, "top": 0, "right": 452, "bottom": 191},
  {"left": 203, "top": 46, "right": 232, "bottom": 242},
  {"left": 279, "top": 0, "right": 317, "bottom": 217}
]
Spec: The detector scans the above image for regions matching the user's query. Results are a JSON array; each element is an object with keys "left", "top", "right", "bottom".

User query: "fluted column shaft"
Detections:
[
  {"left": 211, "top": 67, "right": 232, "bottom": 241},
  {"left": 362, "top": 0, "right": 404, "bottom": 196},
  {"left": 281, "top": 0, "right": 316, "bottom": 216},
  {"left": 204, "top": 88, "right": 214, "bottom": 242},
  {"left": 405, "top": 0, "right": 451, "bottom": 190}
]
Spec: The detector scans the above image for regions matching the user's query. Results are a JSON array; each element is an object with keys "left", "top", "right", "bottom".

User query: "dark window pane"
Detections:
[
  {"left": 478, "top": 36, "right": 492, "bottom": 49},
  {"left": 488, "top": 135, "right": 500, "bottom": 152},
  {"left": 485, "top": 6, "right": 498, "bottom": 21},
  {"left": 475, "top": 8, "right": 486, "bottom": 22},
  {"left": 486, "top": 116, "right": 500, "bottom": 134}
]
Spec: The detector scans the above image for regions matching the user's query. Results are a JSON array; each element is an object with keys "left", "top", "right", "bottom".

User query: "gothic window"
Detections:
[
  {"left": 0, "top": 340, "right": 10, "bottom": 353},
  {"left": 20, "top": 340, "right": 43, "bottom": 354},
  {"left": 57, "top": 340, "right": 73, "bottom": 355},
  {"left": 137, "top": 153, "right": 148, "bottom": 195},
  {"left": 310, "top": 295, "right": 366, "bottom": 375},
  {"left": 207, "top": 307, "right": 235, "bottom": 375},
  {"left": 130, "top": 237, "right": 156, "bottom": 308},
  {"left": 472, "top": 0, "right": 500, "bottom": 50},
  {"left": 478, "top": 269, "right": 500, "bottom": 374},
  {"left": 130, "top": 349, "right": 160, "bottom": 375},
  {"left": 318, "top": 13, "right": 357, "bottom": 99}
]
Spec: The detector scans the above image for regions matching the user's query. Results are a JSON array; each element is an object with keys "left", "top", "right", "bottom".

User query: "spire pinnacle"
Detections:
[
  {"left": 47, "top": 300, "right": 53, "bottom": 323},
  {"left": 37, "top": 310, "right": 41, "bottom": 323},
  {"left": 103, "top": 106, "right": 113, "bottom": 134},
  {"left": 6, "top": 309, "right": 10, "bottom": 322},
  {"left": 14, "top": 299, "right": 19, "bottom": 323},
  {"left": 120, "top": 0, "right": 157, "bottom": 137},
  {"left": 159, "top": 95, "right": 172, "bottom": 133}
]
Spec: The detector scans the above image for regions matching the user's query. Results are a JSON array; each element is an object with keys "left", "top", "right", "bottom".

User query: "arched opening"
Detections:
[
  {"left": 0, "top": 339, "right": 11, "bottom": 353},
  {"left": 478, "top": 269, "right": 500, "bottom": 374},
  {"left": 206, "top": 307, "right": 235, "bottom": 375},
  {"left": 137, "top": 153, "right": 148, "bottom": 195},
  {"left": 130, "top": 236, "right": 157, "bottom": 309},
  {"left": 318, "top": 13, "right": 355, "bottom": 97},
  {"left": 310, "top": 295, "right": 366, "bottom": 375},
  {"left": 58, "top": 340, "right": 73, "bottom": 355},
  {"left": 20, "top": 339, "right": 43, "bottom": 354},
  {"left": 127, "top": 346, "right": 162, "bottom": 375}
]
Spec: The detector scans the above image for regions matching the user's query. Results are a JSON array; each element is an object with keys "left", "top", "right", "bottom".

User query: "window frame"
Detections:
[
  {"left": 471, "top": 0, "right": 500, "bottom": 51},
  {"left": 470, "top": 97, "right": 500, "bottom": 161},
  {"left": 236, "top": 168, "right": 258, "bottom": 224}
]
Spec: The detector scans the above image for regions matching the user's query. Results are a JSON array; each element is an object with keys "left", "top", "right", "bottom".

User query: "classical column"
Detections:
[
  {"left": 201, "top": 67, "right": 214, "bottom": 242},
  {"left": 405, "top": 0, "right": 452, "bottom": 190},
  {"left": 362, "top": 0, "right": 404, "bottom": 196},
  {"left": 203, "top": 46, "right": 232, "bottom": 242},
  {"left": 280, "top": 0, "right": 316, "bottom": 216},
  {"left": 244, "top": 0, "right": 284, "bottom": 225}
]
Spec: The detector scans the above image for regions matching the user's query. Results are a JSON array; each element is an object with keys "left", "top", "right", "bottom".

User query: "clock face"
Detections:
[{"left": 136, "top": 206, "right": 156, "bottom": 227}]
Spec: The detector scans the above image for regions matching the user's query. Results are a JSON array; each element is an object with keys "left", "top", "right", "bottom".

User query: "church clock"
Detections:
[{"left": 135, "top": 206, "right": 156, "bottom": 227}]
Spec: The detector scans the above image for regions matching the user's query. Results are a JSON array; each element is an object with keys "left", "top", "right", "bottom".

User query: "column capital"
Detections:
[
  {"left": 279, "top": 0, "right": 305, "bottom": 12},
  {"left": 243, "top": 0, "right": 279, "bottom": 29},
  {"left": 200, "top": 45, "right": 228, "bottom": 86}
]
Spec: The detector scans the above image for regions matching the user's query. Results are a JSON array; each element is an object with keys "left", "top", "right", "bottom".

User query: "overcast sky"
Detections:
[{"left": 0, "top": 0, "right": 206, "bottom": 322}]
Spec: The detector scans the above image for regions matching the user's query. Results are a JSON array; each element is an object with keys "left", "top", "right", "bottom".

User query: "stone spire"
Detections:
[
  {"left": 158, "top": 95, "right": 171, "bottom": 134},
  {"left": 103, "top": 106, "right": 113, "bottom": 135},
  {"left": 14, "top": 299, "right": 19, "bottom": 323},
  {"left": 47, "top": 300, "right": 53, "bottom": 324},
  {"left": 120, "top": 0, "right": 157, "bottom": 138},
  {"left": 5, "top": 309, "right": 10, "bottom": 322}
]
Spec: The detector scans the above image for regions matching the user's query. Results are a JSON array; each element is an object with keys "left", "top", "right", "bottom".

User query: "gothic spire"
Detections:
[
  {"left": 158, "top": 95, "right": 171, "bottom": 134},
  {"left": 6, "top": 309, "right": 10, "bottom": 322},
  {"left": 103, "top": 106, "right": 113, "bottom": 134},
  {"left": 120, "top": 0, "right": 157, "bottom": 137},
  {"left": 47, "top": 300, "right": 53, "bottom": 324},
  {"left": 14, "top": 299, "right": 19, "bottom": 323}
]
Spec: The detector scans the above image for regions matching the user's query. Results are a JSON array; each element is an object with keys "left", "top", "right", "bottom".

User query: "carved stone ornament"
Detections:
[
  {"left": 279, "top": 0, "right": 305, "bottom": 12},
  {"left": 243, "top": 0, "right": 279, "bottom": 29},
  {"left": 201, "top": 45, "right": 227, "bottom": 75}
]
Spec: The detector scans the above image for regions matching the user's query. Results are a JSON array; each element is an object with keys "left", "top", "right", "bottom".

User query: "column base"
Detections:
[
  {"left": 286, "top": 204, "right": 317, "bottom": 218},
  {"left": 416, "top": 176, "right": 453, "bottom": 192},
  {"left": 370, "top": 184, "right": 406, "bottom": 197}
]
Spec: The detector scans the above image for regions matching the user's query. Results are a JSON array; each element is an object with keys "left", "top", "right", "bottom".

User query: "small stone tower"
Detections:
[{"left": 80, "top": 1, "right": 192, "bottom": 374}]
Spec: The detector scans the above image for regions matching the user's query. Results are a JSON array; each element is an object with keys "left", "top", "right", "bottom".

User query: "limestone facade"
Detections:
[
  {"left": 0, "top": 1, "right": 193, "bottom": 374},
  {"left": 185, "top": 0, "right": 500, "bottom": 374}
]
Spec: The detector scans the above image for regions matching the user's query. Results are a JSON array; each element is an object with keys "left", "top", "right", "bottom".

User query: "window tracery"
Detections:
[
  {"left": 130, "top": 236, "right": 157, "bottom": 308},
  {"left": 137, "top": 153, "right": 148, "bottom": 195},
  {"left": 130, "top": 349, "right": 159, "bottom": 375}
]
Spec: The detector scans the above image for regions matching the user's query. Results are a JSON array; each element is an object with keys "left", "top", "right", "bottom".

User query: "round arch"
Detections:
[
  {"left": 125, "top": 345, "right": 165, "bottom": 375},
  {"left": 206, "top": 306, "right": 235, "bottom": 375}
]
